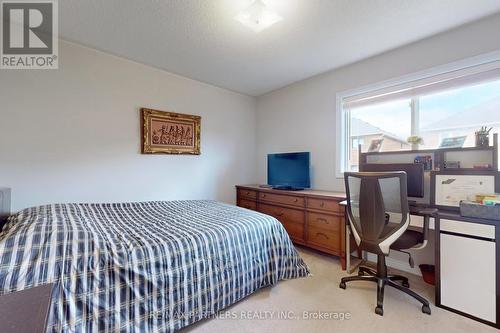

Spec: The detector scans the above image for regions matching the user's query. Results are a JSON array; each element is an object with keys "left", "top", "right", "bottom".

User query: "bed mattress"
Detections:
[{"left": 0, "top": 200, "right": 309, "bottom": 332}]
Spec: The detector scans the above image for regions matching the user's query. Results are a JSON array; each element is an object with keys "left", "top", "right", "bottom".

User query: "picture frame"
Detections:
[
  {"left": 367, "top": 138, "right": 384, "bottom": 153},
  {"left": 430, "top": 170, "right": 498, "bottom": 211},
  {"left": 438, "top": 136, "right": 467, "bottom": 149},
  {"left": 141, "top": 108, "right": 201, "bottom": 155}
]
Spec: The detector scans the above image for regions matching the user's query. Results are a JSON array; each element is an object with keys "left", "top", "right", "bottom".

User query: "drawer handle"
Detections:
[
  {"left": 316, "top": 232, "right": 329, "bottom": 240},
  {"left": 275, "top": 211, "right": 284, "bottom": 217},
  {"left": 293, "top": 198, "right": 298, "bottom": 203},
  {"left": 262, "top": 194, "right": 266, "bottom": 198},
  {"left": 246, "top": 191, "right": 251, "bottom": 195},
  {"left": 320, "top": 202, "right": 325, "bottom": 207},
  {"left": 316, "top": 218, "right": 329, "bottom": 224}
]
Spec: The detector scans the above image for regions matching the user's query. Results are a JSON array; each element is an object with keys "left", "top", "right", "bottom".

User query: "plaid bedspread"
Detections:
[{"left": 0, "top": 200, "right": 309, "bottom": 332}]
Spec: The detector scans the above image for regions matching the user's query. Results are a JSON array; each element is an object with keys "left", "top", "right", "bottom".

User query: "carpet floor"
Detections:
[{"left": 183, "top": 246, "right": 497, "bottom": 333}]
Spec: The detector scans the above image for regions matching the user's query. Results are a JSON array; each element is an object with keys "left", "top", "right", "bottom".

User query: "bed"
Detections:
[{"left": 0, "top": 200, "right": 309, "bottom": 332}]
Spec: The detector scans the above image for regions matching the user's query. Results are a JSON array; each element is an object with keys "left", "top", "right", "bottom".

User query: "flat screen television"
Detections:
[{"left": 267, "top": 152, "right": 311, "bottom": 190}]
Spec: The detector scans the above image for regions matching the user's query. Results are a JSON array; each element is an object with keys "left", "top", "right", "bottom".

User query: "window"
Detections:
[
  {"left": 419, "top": 80, "right": 500, "bottom": 150},
  {"left": 337, "top": 58, "right": 500, "bottom": 174},
  {"left": 348, "top": 99, "right": 411, "bottom": 171},
  {"left": 352, "top": 138, "right": 364, "bottom": 149}
]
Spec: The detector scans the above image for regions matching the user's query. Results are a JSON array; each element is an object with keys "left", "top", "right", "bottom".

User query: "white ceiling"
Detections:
[{"left": 59, "top": 0, "right": 500, "bottom": 96}]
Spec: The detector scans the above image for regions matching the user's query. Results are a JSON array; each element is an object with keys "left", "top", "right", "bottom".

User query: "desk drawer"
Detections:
[
  {"left": 307, "top": 198, "right": 340, "bottom": 212},
  {"left": 440, "top": 233, "right": 496, "bottom": 323},
  {"left": 307, "top": 212, "right": 340, "bottom": 232},
  {"left": 307, "top": 226, "right": 340, "bottom": 251},
  {"left": 259, "top": 192, "right": 305, "bottom": 207},
  {"left": 440, "top": 219, "right": 495, "bottom": 239},
  {"left": 238, "top": 189, "right": 257, "bottom": 199},
  {"left": 237, "top": 199, "right": 256, "bottom": 211}
]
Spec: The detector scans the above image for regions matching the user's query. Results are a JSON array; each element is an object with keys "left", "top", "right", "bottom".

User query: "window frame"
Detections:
[{"left": 335, "top": 50, "right": 500, "bottom": 178}]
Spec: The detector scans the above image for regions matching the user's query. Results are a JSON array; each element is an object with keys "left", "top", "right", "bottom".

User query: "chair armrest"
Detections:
[{"left": 416, "top": 208, "right": 438, "bottom": 242}]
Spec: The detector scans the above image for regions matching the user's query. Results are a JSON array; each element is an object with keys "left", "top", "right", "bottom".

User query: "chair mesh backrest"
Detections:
[{"left": 345, "top": 172, "right": 409, "bottom": 243}]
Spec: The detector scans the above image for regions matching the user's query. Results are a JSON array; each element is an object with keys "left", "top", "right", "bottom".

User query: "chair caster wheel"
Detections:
[
  {"left": 375, "top": 306, "right": 384, "bottom": 316},
  {"left": 339, "top": 281, "right": 346, "bottom": 289},
  {"left": 422, "top": 305, "right": 431, "bottom": 315},
  {"left": 402, "top": 281, "right": 410, "bottom": 288}
]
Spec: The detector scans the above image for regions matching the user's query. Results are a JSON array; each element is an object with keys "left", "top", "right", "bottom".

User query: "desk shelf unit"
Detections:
[{"left": 360, "top": 134, "right": 498, "bottom": 172}]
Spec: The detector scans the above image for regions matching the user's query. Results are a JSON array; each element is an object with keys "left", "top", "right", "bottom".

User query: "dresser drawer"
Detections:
[
  {"left": 282, "top": 220, "right": 305, "bottom": 242},
  {"left": 307, "top": 212, "right": 341, "bottom": 231},
  {"left": 307, "top": 226, "right": 340, "bottom": 252},
  {"left": 237, "top": 199, "right": 256, "bottom": 211},
  {"left": 258, "top": 203, "right": 305, "bottom": 241},
  {"left": 258, "top": 203, "right": 305, "bottom": 225},
  {"left": 259, "top": 192, "right": 305, "bottom": 207},
  {"left": 307, "top": 198, "right": 340, "bottom": 212},
  {"left": 238, "top": 189, "right": 257, "bottom": 199}
]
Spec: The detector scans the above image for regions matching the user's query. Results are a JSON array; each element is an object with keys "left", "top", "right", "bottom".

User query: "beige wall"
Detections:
[{"left": 0, "top": 41, "right": 257, "bottom": 211}]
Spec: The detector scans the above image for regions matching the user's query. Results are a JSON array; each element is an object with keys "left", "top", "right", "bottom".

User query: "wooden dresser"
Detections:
[{"left": 236, "top": 185, "right": 347, "bottom": 269}]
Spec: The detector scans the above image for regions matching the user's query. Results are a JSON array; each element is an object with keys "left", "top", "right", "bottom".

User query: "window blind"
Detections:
[{"left": 343, "top": 60, "right": 500, "bottom": 109}]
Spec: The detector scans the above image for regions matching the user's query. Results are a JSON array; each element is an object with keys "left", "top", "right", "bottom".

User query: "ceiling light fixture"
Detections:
[{"left": 235, "top": 0, "right": 283, "bottom": 33}]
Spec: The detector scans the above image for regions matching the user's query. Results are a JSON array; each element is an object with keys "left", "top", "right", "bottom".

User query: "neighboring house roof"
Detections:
[
  {"left": 421, "top": 96, "right": 500, "bottom": 132},
  {"left": 351, "top": 117, "right": 408, "bottom": 144}
]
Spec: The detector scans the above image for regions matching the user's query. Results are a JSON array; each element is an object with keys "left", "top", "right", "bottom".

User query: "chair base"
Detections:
[
  {"left": 357, "top": 266, "right": 411, "bottom": 288},
  {"left": 339, "top": 255, "right": 431, "bottom": 316}
]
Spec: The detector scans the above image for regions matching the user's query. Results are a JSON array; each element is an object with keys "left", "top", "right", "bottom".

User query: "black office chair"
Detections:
[{"left": 339, "top": 171, "right": 432, "bottom": 316}]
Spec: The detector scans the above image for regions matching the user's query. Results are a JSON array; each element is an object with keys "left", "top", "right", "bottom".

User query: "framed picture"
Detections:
[
  {"left": 367, "top": 138, "right": 384, "bottom": 153},
  {"left": 438, "top": 136, "right": 467, "bottom": 149},
  {"left": 431, "top": 170, "right": 498, "bottom": 210},
  {"left": 141, "top": 108, "right": 201, "bottom": 155}
]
